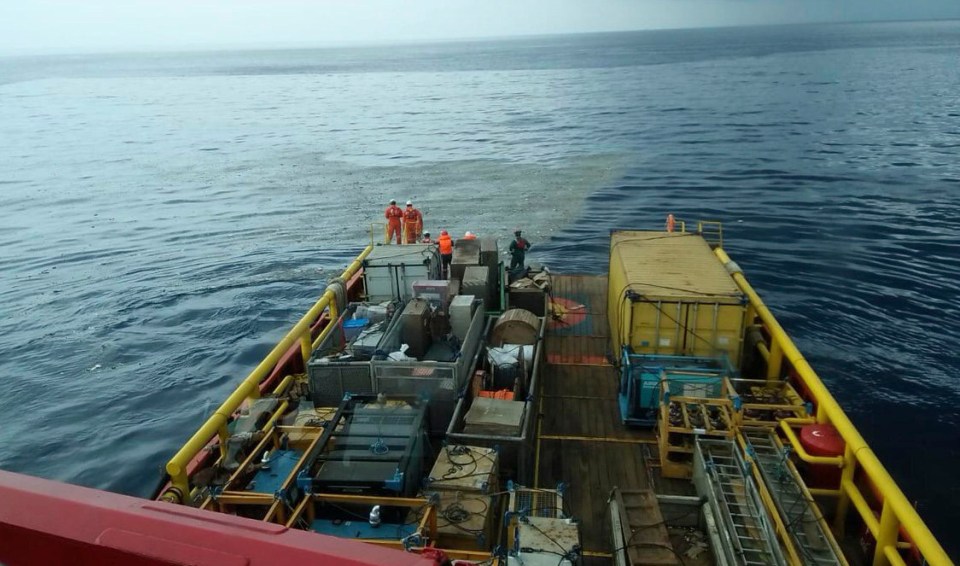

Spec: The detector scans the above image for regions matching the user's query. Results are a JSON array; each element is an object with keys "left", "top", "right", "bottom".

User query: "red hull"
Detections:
[{"left": 0, "top": 470, "right": 438, "bottom": 566}]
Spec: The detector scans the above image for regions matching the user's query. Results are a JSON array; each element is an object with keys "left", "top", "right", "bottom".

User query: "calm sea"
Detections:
[{"left": 1, "top": 21, "right": 958, "bottom": 557}]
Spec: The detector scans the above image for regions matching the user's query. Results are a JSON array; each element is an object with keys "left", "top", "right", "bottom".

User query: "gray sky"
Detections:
[{"left": 2, "top": 0, "right": 959, "bottom": 55}]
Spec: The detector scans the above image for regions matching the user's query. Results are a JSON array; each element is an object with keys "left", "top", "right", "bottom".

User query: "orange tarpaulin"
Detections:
[{"left": 478, "top": 389, "right": 514, "bottom": 401}]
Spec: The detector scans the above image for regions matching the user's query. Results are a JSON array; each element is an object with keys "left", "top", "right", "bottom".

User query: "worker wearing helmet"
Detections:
[
  {"left": 403, "top": 200, "right": 423, "bottom": 244},
  {"left": 421, "top": 231, "right": 433, "bottom": 244},
  {"left": 384, "top": 199, "right": 403, "bottom": 244},
  {"left": 462, "top": 231, "right": 477, "bottom": 240},
  {"left": 509, "top": 229, "right": 531, "bottom": 270},
  {"left": 438, "top": 230, "right": 453, "bottom": 279}
]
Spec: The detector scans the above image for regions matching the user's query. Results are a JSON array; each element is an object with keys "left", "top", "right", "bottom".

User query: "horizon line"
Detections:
[{"left": 1, "top": 16, "right": 957, "bottom": 59}]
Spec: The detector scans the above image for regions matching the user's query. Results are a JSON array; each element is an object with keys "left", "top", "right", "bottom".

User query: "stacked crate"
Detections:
[
  {"left": 422, "top": 445, "right": 499, "bottom": 550},
  {"left": 658, "top": 375, "right": 736, "bottom": 479},
  {"left": 727, "top": 378, "right": 808, "bottom": 427}
]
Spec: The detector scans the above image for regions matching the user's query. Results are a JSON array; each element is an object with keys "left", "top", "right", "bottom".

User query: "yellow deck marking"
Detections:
[{"left": 539, "top": 434, "right": 656, "bottom": 445}]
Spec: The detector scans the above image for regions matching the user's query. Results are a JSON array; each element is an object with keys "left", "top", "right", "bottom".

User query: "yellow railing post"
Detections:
[
  {"left": 163, "top": 244, "right": 373, "bottom": 502},
  {"left": 299, "top": 332, "right": 312, "bottom": 366},
  {"left": 875, "top": 502, "right": 901, "bottom": 566},
  {"left": 834, "top": 444, "right": 858, "bottom": 536},
  {"left": 714, "top": 247, "right": 952, "bottom": 566},
  {"left": 217, "top": 424, "right": 230, "bottom": 460},
  {"left": 766, "top": 338, "right": 783, "bottom": 380}
]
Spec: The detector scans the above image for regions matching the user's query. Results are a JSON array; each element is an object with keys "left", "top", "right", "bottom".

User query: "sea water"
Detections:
[{"left": 1, "top": 20, "right": 958, "bottom": 556}]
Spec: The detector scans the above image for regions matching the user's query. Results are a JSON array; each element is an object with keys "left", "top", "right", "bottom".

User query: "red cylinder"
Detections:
[{"left": 799, "top": 424, "right": 845, "bottom": 488}]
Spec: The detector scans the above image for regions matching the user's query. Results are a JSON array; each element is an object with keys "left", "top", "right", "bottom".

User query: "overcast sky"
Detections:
[{"left": 2, "top": 0, "right": 959, "bottom": 55}]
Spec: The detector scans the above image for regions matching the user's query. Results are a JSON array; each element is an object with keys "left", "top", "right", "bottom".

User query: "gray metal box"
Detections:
[
  {"left": 363, "top": 244, "right": 440, "bottom": 303},
  {"left": 479, "top": 238, "right": 498, "bottom": 269},
  {"left": 400, "top": 298, "right": 432, "bottom": 358},
  {"left": 508, "top": 287, "right": 547, "bottom": 317},
  {"left": 307, "top": 302, "right": 401, "bottom": 407},
  {"left": 451, "top": 239, "right": 481, "bottom": 283},
  {"left": 462, "top": 265, "right": 491, "bottom": 311},
  {"left": 450, "top": 295, "right": 476, "bottom": 340},
  {"left": 372, "top": 306, "right": 486, "bottom": 435},
  {"left": 480, "top": 238, "right": 500, "bottom": 308}
]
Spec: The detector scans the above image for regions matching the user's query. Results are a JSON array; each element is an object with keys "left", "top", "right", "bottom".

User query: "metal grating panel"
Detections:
[{"left": 509, "top": 488, "right": 564, "bottom": 519}]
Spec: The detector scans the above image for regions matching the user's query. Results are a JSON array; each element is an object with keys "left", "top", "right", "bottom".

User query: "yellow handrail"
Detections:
[
  {"left": 697, "top": 220, "right": 723, "bottom": 247},
  {"left": 164, "top": 244, "right": 374, "bottom": 499},
  {"left": 714, "top": 247, "right": 952, "bottom": 566},
  {"left": 778, "top": 418, "right": 844, "bottom": 467}
]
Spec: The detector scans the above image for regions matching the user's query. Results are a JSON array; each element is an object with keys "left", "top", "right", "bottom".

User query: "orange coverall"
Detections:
[
  {"left": 385, "top": 204, "right": 403, "bottom": 244},
  {"left": 403, "top": 207, "right": 423, "bottom": 244}
]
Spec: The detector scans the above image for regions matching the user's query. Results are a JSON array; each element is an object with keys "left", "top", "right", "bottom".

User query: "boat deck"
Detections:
[{"left": 536, "top": 274, "right": 703, "bottom": 566}]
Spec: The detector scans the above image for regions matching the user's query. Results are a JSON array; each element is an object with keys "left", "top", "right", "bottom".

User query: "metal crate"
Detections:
[
  {"left": 371, "top": 303, "right": 485, "bottom": 435},
  {"left": 307, "top": 303, "right": 400, "bottom": 407},
  {"left": 447, "top": 316, "right": 546, "bottom": 483}
]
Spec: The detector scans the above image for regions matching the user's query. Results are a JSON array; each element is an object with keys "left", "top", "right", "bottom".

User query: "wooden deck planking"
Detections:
[
  {"left": 550, "top": 273, "right": 609, "bottom": 316},
  {"left": 537, "top": 275, "right": 657, "bottom": 559},
  {"left": 545, "top": 334, "right": 610, "bottom": 365},
  {"left": 538, "top": 439, "right": 650, "bottom": 553},
  {"left": 547, "top": 274, "right": 611, "bottom": 364}
]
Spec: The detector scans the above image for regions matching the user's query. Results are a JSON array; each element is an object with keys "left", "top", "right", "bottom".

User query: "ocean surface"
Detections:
[{"left": 1, "top": 21, "right": 958, "bottom": 557}]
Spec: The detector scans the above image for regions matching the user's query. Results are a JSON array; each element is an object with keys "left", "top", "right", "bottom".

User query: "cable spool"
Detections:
[{"left": 491, "top": 308, "right": 539, "bottom": 347}]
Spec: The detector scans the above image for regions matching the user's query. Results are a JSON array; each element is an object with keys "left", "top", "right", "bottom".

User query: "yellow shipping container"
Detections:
[{"left": 607, "top": 230, "right": 746, "bottom": 365}]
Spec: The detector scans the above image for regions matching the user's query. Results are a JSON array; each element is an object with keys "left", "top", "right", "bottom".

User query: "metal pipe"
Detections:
[
  {"left": 875, "top": 502, "right": 901, "bottom": 566},
  {"left": 673, "top": 302, "right": 682, "bottom": 355},
  {"left": 534, "top": 392, "right": 543, "bottom": 488},
  {"left": 690, "top": 302, "right": 699, "bottom": 356},
  {"left": 843, "top": 479, "right": 880, "bottom": 537},
  {"left": 834, "top": 444, "right": 858, "bottom": 535},
  {"left": 165, "top": 245, "right": 373, "bottom": 498},
  {"left": 766, "top": 338, "right": 783, "bottom": 380},
  {"left": 778, "top": 419, "right": 844, "bottom": 467},
  {"left": 883, "top": 545, "right": 908, "bottom": 566},
  {"left": 261, "top": 400, "right": 290, "bottom": 431},
  {"left": 653, "top": 300, "right": 662, "bottom": 354},
  {"left": 756, "top": 340, "right": 771, "bottom": 362},
  {"left": 715, "top": 247, "right": 950, "bottom": 566}
]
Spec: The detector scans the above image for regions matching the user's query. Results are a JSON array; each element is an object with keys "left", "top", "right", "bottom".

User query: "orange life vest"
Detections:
[{"left": 438, "top": 234, "right": 453, "bottom": 255}]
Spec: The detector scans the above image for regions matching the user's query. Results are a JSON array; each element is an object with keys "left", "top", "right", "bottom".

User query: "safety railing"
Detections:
[
  {"left": 163, "top": 244, "right": 374, "bottom": 501},
  {"left": 698, "top": 220, "right": 723, "bottom": 248},
  {"left": 714, "top": 247, "right": 952, "bottom": 566}
]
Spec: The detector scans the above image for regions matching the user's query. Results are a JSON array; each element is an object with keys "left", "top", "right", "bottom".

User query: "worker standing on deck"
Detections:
[
  {"left": 438, "top": 230, "right": 453, "bottom": 278},
  {"left": 421, "top": 231, "right": 433, "bottom": 244},
  {"left": 384, "top": 199, "right": 403, "bottom": 244},
  {"left": 403, "top": 200, "right": 423, "bottom": 244},
  {"left": 509, "top": 229, "right": 531, "bottom": 270}
]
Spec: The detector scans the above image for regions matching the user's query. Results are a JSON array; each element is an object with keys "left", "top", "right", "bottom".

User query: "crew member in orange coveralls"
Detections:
[
  {"left": 438, "top": 230, "right": 453, "bottom": 278},
  {"left": 384, "top": 199, "right": 403, "bottom": 244},
  {"left": 403, "top": 200, "right": 423, "bottom": 244}
]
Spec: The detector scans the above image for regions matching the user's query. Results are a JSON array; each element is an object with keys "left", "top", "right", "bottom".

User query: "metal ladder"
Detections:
[
  {"left": 694, "top": 438, "right": 787, "bottom": 566},
  {"left": 742, "top": 429, "right": 845, "bottom": 566}
]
